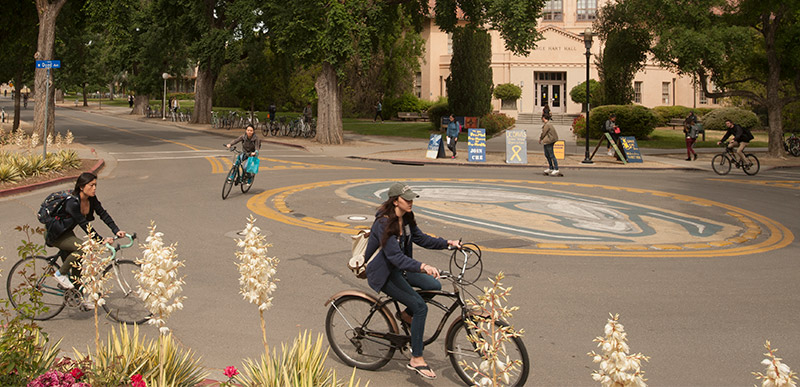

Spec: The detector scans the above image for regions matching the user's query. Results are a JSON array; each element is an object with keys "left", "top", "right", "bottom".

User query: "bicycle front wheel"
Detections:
[
  {"left": 446, "top": 318, "right": 530, "bottom": 387},
  {"left": 711, "top": 154, "right": 731, "bottom": 175},
  {"left": 240, "top": 164, "right": 254, "bottom": 193},
  {"left": 6, "top": 256, "right": 66, "bottom": 320},
  {"left": 222, "top": 165, "right": 236, "bottom": 199},
  {"left": 743, "top": 154, "right": 760, "bottom": 175},
  {"left": 325, "top": 295, "right": 397, "bottom": 370},
  {"left": 102, "top": 260, "right": 151, "bottom": 324},
  {"left": 789, "top": 139, "right": 800, "bottom": 157}
]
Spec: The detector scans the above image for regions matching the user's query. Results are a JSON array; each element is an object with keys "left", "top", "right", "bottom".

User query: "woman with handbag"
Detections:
[
  {"left": 364, "top": 182, "right": 461, "bottom": 380},
  {"left": 226, "top": 124, "right": 261, "bottom": 179}
]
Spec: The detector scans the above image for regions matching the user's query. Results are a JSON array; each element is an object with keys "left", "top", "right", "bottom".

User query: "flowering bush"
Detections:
[
  {"left": 588, "top": 313, "right": 650, "bottom": 387},
  {"left": 76, "top": 226, "right": 115, "bottom": 353},
  {"left": 27, "top": 369, "right": 90, "bottom": 387},
  {"left": 480, "top": 112, "right": 515, "bottom": 137},
  {"left": 220, "top": 366, "right": 239, "bottom": 386},
  {"left": 753, "top": 340, "right": 798, "bottom": 387},
  {"left": 130, "top": 373, "right": 146, "bottom": 387},
  {"left": 135, "top": 222, "right": 186, "bottom": 335}
]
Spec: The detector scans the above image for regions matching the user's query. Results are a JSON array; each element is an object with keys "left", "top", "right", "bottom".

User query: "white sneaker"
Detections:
[
  {"left": 550, "top": 170, "right": 561, "bottom": 176},
  {"left": 544, "top": 169, "right": 552, "bottom": 174},
  {"left": 53, "top": 270, "right": 74, "bottom": 289},
  {"left": 607, "top": 150, "right": 614, "bottom": 156},
  {"left": 82, "top": 300, "right": 95, "bottom": 310}
]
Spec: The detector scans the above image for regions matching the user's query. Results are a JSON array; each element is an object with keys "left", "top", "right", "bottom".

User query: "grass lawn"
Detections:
[
  {"left": 577, "top": 127, "right": 769, "bottom": 149},
  {"left": 343, "top": 118, "right": 472, "bottom": 141}
]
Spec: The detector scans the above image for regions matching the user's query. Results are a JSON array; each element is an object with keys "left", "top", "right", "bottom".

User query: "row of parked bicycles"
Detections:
[{"left": 143, "top": 106, "right": 192, "bottom": 122}]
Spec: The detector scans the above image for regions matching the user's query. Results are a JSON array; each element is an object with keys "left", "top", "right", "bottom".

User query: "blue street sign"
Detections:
[{"left": 35, "top": 60, "right": 61, "bottom": 69}]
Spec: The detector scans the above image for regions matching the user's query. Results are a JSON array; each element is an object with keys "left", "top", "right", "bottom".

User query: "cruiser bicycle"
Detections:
[
  {"left": 324, "top": 244, "right": 530, "bottom": 386},
  {"left": 5, "top": 234, "right": 151, "bottom": 324},
  {"left": 712, "top": 143, "right": 760, "bottom": 175},
  {"left": 221, "top": 145, "right": 256, "bottom": 200}
]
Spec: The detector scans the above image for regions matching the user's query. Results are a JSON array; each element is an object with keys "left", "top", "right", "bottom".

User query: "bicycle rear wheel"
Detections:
[
  {"left": 325, "top": 295, "right": 397, "bottom": 370},
  {"left": 6, "top": 256, "right": 66, "bottom": 320},
  {"left": 222, "top": 165, "right": 236, "bottom": 199},
  {"left": 102, "top": 260, "right": 151, "bottom": 324},
  {"left": 711, "top": 154, "right": 731, "bottom": 175},
  {"left": 240, "top": 164, "right": 254, "bottom": 193},
  {"left": 446, "top": 318, "right": 530, "bottom": 386},
  {"left": 789, "top": 138, "right": 800, "bottom": 157},
  {"left": 743, "top": 154, "right": 760, "bottom": 175}
]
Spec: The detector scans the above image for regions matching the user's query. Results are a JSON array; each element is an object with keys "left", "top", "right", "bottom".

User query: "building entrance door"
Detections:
[{"left": 534, "top": 72, "right": 567, "bottom": 114}]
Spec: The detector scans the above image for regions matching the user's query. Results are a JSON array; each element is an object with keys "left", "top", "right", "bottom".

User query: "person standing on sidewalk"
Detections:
[
  {"left": 539, "top": 114, "right": 560, "bottom": 175},
  {"left": 373, "top": 101, "right": 383, "bottom": 123},
  {"left": 446, "top": 114, "right": 460, "bottom": 159},
  {"left": 683, "top": 111, "right": 698, "bottom": 161}
]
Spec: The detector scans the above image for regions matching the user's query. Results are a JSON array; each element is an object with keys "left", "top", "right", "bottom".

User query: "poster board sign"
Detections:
[
  {"left": 554, "top": 140, "right": 566, "bottom": 160},
  {"left": 426, "top": 134, "right": 443, "bottom": 159},
  {"left": 604, "top": 133, "right": 627, "bottom": 164},
  {"left": 464, "top": 117, "right": 479, "bottom": 129},
  {"left": 620, "top": 136, "right": 642, "bottom": 163},
  {"left": 505, "top": 129, "right": 527, "bottom": 164},
  {"left": 468, "top": 129, "right": 486, "bottom": 162}
]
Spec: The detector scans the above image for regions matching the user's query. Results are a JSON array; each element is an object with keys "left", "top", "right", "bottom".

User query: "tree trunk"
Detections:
[
  {"left": 108, "top": 83, "right": 114, "bottom": 100},
  {"left": 191, "top": 67, "right": 216, "bottom": 124},
  {"left": 82, "top": 83, "right": 88, "bottom": 106},
  {"left": 12, "top": 73, "right": 23, "bottom": 132},
  {"left": 314, "top": 62, "right": 344, "bottom": 145},
  {"left": 33, "top": 0, "right": 67, "bottom": 138},
  {"left": 762, "top": 10, "right": 786, "bottom": 158},
  {"left": 132, "top": 94, "right": 150, "bottom": 115}
]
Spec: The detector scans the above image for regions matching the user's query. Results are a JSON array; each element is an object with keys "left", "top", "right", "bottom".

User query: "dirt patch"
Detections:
[{"left": 0, "top": 159, "right": 100, "bottom": 190}]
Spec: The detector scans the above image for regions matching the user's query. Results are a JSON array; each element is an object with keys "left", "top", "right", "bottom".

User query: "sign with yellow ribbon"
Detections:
[{"left": 505, "top": 129, "right": 527, "bottom": 164}]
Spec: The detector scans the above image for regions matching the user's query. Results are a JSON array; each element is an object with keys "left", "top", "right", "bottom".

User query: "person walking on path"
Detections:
[
  {"left": 128, "top": 94, "right": 134, "bottom": 108},
  {"left": 539, "top": 114, "right": 560, "bottom": 175},
  {"left": 446, "top": 114, "right": 460, "bottom": 159},
  {"left": 684, "top": 111, "right": 699, "bottom": 161},
  {"left": 542, "top": 104, "right": 550, "bottom": 119},
  {"left": 373, "top": 101, "right": 383, "bottom": 122}
]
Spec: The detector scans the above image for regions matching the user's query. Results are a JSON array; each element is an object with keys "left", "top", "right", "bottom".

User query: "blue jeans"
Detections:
[
  {"left": 381, "top": 269, "right": 441, "bottom": 357},
  {"left": 544, "top": 143, "right": 558, "bottom": 170}
]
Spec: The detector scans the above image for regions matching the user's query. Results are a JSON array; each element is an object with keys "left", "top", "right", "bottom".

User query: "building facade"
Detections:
[{"left": 416, "top": 0, "right": 722, "bottom": 118}]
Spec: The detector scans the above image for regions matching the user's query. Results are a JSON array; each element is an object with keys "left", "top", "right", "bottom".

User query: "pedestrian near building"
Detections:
[
  {"left": 684, "top": 111, "right": 698, "bottom": 161},
  {"left": 542, "top": 104, "right": 550, "bottom": 119},
  {"left": 128, "top": 94, "right": 134, "bottom": 108},
  {"left": 604, "top": 113, "right": 626, "bottom": 160},
  {"left": 539, "top": 114, "right": 560, "bottom": 175},
  {"left": 374, "top": 101, "right": 383, "bottom": 123},
  {"left": 446, "top": 114, "right": 460, "bottom": 159}
]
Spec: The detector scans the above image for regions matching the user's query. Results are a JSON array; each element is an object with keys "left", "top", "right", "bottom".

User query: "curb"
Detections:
[
  {"left": 346, "top": 155, "right": 701, "bottom": 171},
  {"left": 0, "top": 159, "right": 104, "bottom": 198}
]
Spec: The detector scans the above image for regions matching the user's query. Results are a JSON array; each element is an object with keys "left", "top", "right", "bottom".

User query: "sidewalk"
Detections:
[{"left": 54, "top": 101, "right": 800, "bottom": 172}]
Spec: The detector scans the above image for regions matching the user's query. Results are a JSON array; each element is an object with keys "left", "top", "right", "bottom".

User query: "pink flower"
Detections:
[
  {"left": 71, "top": 368, "right": 84, "bottom": 379},
  {"left": 130, "top": 373, "right": 146, "bottom": 387},
  {"left": 223, "top": 366, "right": 239, "bottom": 378}
]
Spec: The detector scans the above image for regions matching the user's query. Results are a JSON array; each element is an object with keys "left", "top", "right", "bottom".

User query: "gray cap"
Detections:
[{"left": 388, "top": 182, "right": 419, "bottom": 201}]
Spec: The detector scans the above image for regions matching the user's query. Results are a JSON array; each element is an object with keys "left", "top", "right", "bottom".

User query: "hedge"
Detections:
[
  {"left": 573, "top": 105, "right": 659, "bottom": 139},
  {"left": 701, "top": 107, "right": 761, "bottom": 132},
  {"left": 493, "top": 83, "right": 522, "bottom": 101},
  {"left": 384, "top": 93, "right": 425, "bottom": 120},
  {"left": 427, "top": 99, "right": 450, "bottom": 130},
  {"left": 481, "top": 112, "right": 515, "bottom": 137}
]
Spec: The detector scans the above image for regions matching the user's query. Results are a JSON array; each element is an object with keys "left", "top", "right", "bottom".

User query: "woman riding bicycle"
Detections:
[
  {"left": 364, "top": 182, "right": 461, "bottom": 380},
  {"left": 226, "top": 124, "right": 261, "bottom": 179},
  {"left": 48, "top": 172, "right": 127, "bottom": 304}
]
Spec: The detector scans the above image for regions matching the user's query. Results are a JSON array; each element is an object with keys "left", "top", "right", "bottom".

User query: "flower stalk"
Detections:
[
  {"left": 588, "top": 313, "right": 650, "bottom": 387},
  {"left": 75, "top": 225, "right": 114, "bottom": 354},
  {"left": 235, "top": 215, "right": 279, "bottom": 355},
  {"left": 753, "top": 340, "right": 798, "bottom": 387}
]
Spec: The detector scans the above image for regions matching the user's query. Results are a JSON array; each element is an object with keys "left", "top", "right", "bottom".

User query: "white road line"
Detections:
[
  {"left": 110, "top": 150, "right": 227, "bottom": 155},
  {"left": 117, "top": 155, "right": 229, "bottom": 162}
]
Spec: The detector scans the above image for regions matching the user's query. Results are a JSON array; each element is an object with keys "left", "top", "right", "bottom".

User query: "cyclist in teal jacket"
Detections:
[{"left": 364, "top": 182, "right": 460, "bottom": 380}]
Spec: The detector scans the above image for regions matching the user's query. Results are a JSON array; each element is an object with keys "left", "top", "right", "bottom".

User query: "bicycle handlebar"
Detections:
[{"left": 103, "top": 233, "right": 137, "bottom": 260}]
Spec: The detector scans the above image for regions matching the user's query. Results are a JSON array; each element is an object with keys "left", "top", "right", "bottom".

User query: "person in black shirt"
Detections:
[{"left": 718, "top": 119, "right": 754, "bottom": 166}]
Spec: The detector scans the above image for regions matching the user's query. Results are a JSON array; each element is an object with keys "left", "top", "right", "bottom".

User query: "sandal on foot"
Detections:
[{"left": 407, "top": 363, "right": 436, "bottom": 379}]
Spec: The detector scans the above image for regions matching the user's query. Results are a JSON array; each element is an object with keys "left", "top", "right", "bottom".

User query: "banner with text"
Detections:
[
  {"left": 554, "top": 140, "right": 565, "bottom": 160},
  {"left": 620, "top": 136, "right": 643, "bottom": 163},
  {"left": 468, "top": 129, "right": 486, "bottom": 162},
  {"left": 426, "top": 134, "right": 443, "bottom": 159},
  {"left": 505, "top": 129, "right": 527, "bottom": 164}
]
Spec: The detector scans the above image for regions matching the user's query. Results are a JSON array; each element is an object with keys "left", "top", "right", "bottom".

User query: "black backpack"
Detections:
[{"left": 37, "top": 190, "right": 73, "bottom": 227}]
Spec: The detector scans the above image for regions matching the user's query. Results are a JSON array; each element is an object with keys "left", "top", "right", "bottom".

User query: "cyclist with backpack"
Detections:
[
  {"left": 718, "top": 119, "right": 754, "bottom": 167},
  {"left": 364, "top": 182, "right": 461, "bottom": 380},
  {"left": 47, "top": 172, "right": 127, "bottom": 304}
]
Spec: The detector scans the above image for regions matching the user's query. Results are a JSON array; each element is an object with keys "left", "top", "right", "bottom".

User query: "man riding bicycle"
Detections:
[{"left": 717, "top": 119, "right": 754, "bottom": 167}]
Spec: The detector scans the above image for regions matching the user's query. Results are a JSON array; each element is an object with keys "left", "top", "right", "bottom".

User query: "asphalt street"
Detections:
[{"left": 1, "top": 99, "right": 799, "bottom": 386}]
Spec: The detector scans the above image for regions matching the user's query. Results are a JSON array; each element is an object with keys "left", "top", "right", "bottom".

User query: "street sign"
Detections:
[{"left": 35, "top": 60, "right": 61, "bottom": 69}]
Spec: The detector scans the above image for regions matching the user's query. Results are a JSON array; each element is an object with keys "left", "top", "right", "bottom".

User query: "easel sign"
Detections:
[
  {"left": 426, "top": 134, "right": 444, "bottom": 159},
  {"left": 590, "top": 133, "right": 627, "bottom": 164},
  {"left": 621, "top": 136, "right": 642, "bottom": 163},
  {"left": 468, "top": 129, "right": 486, "bottom": 162},
  {"left": 554, "top": 140, "right": 566, "bottom": 160},
  {"left": 505, "top": 129, "right": 527, "bottom": 164}
]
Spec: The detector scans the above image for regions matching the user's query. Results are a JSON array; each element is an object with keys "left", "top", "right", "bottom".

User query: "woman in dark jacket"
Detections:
[
  {"left": 364, "top": 182, "right": 460, "bottom": 380},
  {"left": 49, "top": 172, "right": 126, "bottom": 294}
]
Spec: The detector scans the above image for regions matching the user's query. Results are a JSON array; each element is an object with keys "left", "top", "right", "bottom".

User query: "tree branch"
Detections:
[{"left": 697, "top": 71, "right": 764, "bottom": 104}]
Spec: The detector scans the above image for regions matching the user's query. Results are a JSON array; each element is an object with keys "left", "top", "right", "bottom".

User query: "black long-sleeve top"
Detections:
[{"left": 46, "top": 195, "right": 120, "bottom": 245}]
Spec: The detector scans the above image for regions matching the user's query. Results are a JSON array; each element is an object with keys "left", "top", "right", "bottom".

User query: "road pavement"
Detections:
[{"left": 1, "top": 96, "right": 799, "bottom": 386}]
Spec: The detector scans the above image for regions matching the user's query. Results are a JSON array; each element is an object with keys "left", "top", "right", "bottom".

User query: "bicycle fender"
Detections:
[{"left": 325, "top": 290, "right": 400, "bottom": 334}]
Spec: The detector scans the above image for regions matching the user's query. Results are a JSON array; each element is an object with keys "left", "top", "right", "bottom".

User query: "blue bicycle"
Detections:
[{"left": 222, "top": 145, "right": 256, "bottom": 200}]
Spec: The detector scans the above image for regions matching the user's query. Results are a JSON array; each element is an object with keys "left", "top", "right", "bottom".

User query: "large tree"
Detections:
[
  {"left": 614, "top": 0, "right": 800, "bottom": 157},
  {"left": 33, "top": 0, "right": 68, "bottom": 137},
  {"left": 446, "top": 25, "right": 493, "bottom": 116},
  {"left": 0, "top": 0, "right": 37, "bottom": 131}
]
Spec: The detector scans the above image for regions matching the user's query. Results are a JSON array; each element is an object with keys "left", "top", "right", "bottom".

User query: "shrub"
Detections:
[
  {"left": 652, "top": 105, "right": 694, "bottom": 124},
  {"left": 701, "top": 107, "right": 761, "bottom": 132},
  {"left": 573, "top": 105, "right": 659, "bottom": 139},
  {"left": 384, "top": 93, "right": 424, "bottom": 120},
  {"left": 480, "top": 112, "right": 515, "bottom": 137},
  {"left": 427, "top": 98, "right": 450, "bottom": 130},
  {"left": 783, "top": 101, "right": 800, "bottom": 133},
  {"left": 571, "top": 115, "right": 586, "bottom": 136},
  {"left": 167, "top": 92, "right": 195, "bottom": 101},
  {"left": 569, "top": 79, "right": 603, "bottom": 106},
  {"left": 493, "top": 83, "right": 522, "bottom": 101}
]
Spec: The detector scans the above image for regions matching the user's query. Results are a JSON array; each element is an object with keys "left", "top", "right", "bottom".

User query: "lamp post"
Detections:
[
  {"left": 580, "top": 28, "right": 594, "bottom": 164},
  {"left": 162, "top": 73, "right": 169, "bottom": 120}
]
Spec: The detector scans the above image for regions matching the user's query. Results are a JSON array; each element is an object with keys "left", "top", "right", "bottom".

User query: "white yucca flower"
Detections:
[
  {"left": 28, "top": 132, "right": 39, "bottom": 149},
  {"left": 235, "top": 215, "right": 279, "bottom": 353},
  {"left": 54, "top": 132, "right": 63, "bottom": 147},
  {"left": 753, "top": 341, "right": 798, "bottom": 387},
  {"left": 76, "top": 226, "right": 115, "bottom": 353},
  {"left": 460, "top": 272, "right": 523, "bottom": 386},
  {"left": 14, "top": 130, "right": 26, "bottom": 147},
  {"left": 64, "top": 130, "right": 74, "bottom": 145},
  {"left": 135, "top": 222, "right": 186, "bottom": 335},
  {"left": 588, "top": 313, "right": 650, "bottom": 387},
  {"left": 46, "top": 133, "right": 53, "bottom": 146}
]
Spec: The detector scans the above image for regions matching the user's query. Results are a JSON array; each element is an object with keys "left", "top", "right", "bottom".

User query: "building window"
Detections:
[
  {"left": 576, "top": 0, "right": 597, "bottom": 21},
  {"left": 543, "top": 0, "right": 563, "bottom": 21},
  {"left": 415, "top": 73, "right": 422, "bottom": 98},
  {"left": 633, "top": 81, "right": 642, "bottom": 104},
  {"left": 698, "top": 89, "right": 708, "bottom": 105},
  {"left": 447, "top": 33, "right": 453, "bottom": 55},
  {"left": 662, "top": 82, "right": 670, "bottom": 105}
]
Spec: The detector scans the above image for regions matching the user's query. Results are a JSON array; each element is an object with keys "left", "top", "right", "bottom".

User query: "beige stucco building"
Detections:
[{"left": 416, "top": 0, "right": 722, "bottom": 118}]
